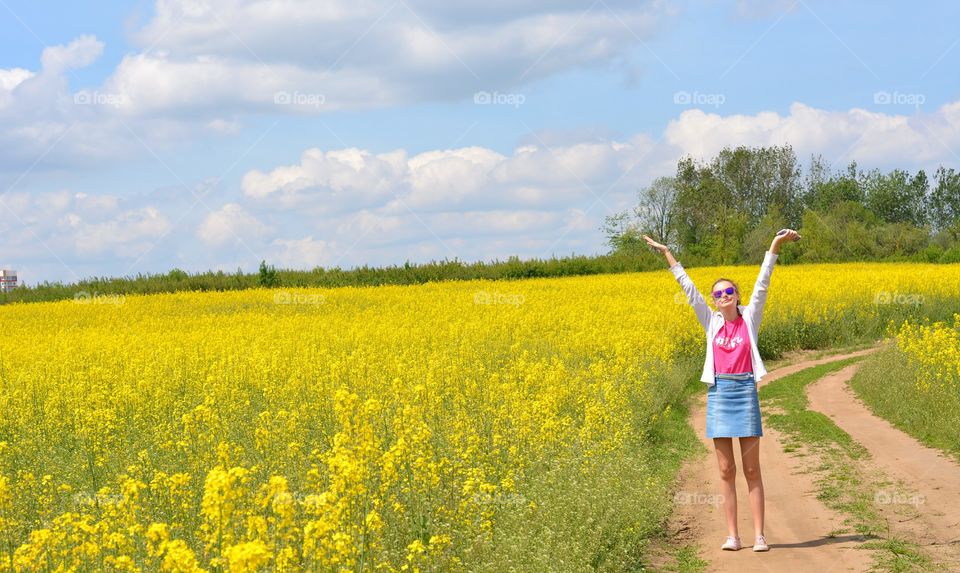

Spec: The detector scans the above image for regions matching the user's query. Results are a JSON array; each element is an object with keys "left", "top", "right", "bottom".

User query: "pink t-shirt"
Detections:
[{"left": 713, "top": 315, "right": 753, "bottom": 374}]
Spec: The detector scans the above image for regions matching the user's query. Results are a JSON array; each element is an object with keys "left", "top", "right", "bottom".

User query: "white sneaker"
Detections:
[
  {"left": 753, "top": 535, "right": 769, "bottom": 552},
  {"left": 721, "top": 535, "right": 742, "bottom": 550}
]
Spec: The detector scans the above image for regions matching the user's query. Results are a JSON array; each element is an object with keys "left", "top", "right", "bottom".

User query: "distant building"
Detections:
[{"left": 1, "top": 270, "right": 16, "bottom": 293}]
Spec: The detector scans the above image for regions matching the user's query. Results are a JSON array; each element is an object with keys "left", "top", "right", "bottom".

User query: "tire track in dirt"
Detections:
[{"left": 807, "top": 364, "right": 960, "bottom": 568}]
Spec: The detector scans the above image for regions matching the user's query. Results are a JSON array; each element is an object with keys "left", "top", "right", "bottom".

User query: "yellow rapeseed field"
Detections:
[
  {"left": 893, "top": 313, "right": 960, "bottom": 392},
  {"left": 0, "top": 261, "right": 958, "bottom": 572}
]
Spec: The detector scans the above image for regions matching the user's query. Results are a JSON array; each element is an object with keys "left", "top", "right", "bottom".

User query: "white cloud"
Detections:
[
  {"left": 0, "top": 190, "right": 170, "bottom": 261},
  {"left": 407, "top": 147, "right": 506, "bottom": 209},
  {"left": 333, "top": 209, "right": 408, "bottom": 240},
  {"left": 205, "top": 118, "right": 242, "bottom": 134},
  {"left": 97, "top": 0, "right": 666, "bottom": 115},
  {"left": 39, "top": 35, "right": 103, "bottom": 72},
  {"left": 665, "top": 101, "right": 960, "bottom": 167},
  {"left": 0, "top": 68, "right": 34, "bottom": 108},
  {"left": 72, "top": 191, "right": 121, "bottom": 215},
  {"left": 1, "top": 182, "right": 235, "bottom": 282},
  {"left": 241, "top": 147, "right": 408, "bottom": 211},
  {"left": 38, "top": 190, "right": 73, "bottom": 213},
  {"left": 72, "top": 206, "right": 172, "bottom": 257},
  {"left": 196, "top": 202, "right": 272, "bottom": 247},
  {"left": 270, "top": 236, "right": 337, "bottom": 268},
  {"left": 241, "top": 136, "right": 664, "bottom": 216},
  {"left": 424, "top": 209, "right": 563, "bottom": 236},
  {"left": 0, "top": 35, "right": 198, "bottom": 172},
  {"left": 0, "top": 68, "right": 33, "bottom": 91}
]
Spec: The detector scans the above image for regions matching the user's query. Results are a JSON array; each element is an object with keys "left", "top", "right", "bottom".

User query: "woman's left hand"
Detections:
[{"left": 773, "top": 228, "right": 801, "bottom": 243}]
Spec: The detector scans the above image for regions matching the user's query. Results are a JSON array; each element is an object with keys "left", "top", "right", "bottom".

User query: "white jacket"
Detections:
[{"left": 669, "top": 250, "right": 779, "bottom": 386}]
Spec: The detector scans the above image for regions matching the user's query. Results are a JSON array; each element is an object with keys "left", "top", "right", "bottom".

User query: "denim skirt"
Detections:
[{"left": 705, "top": 371, "right": 763, "bottom": 438}]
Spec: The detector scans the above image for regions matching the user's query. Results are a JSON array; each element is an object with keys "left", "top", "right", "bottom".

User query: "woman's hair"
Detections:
[{"left": 712, "top": 277, "right": 743, "bottom": 315}]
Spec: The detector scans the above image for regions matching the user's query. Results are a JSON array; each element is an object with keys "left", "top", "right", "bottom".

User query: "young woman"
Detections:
[{"left": 643, "top": 229, "right": 801, "bottom": 553}]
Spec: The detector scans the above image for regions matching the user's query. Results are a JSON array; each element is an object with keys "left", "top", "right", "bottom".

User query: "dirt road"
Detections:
[{"left": 808, "top": 365, "right": 960, "bottom": 568}]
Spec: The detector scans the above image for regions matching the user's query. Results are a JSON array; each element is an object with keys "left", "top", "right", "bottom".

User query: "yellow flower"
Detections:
[
  {"left": 223, "top": 540, "right": 271, "bottom": 573},
  {"left": 0, "top": 266, "right": 957, "bottom": 570}
]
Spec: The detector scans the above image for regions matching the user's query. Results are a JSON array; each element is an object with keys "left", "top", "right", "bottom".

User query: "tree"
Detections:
[
  {"left": 601, "top": 211, "right": 644, "bottom": 254},
  {"left": 798, "top": 200, "right": 881, "bottom": 262},
  {"left": 742, "top": 205, "right": 789, "bottom": 263},
  {"left": 875, "top": 222, "right": 929, "bottom": 257},
  {"left": 666, "top": 145, "right": 804, "bottom": 262},
  {"left": 605, "top": 145, "right": 953, "bottom": 265},
  {"left": 929, "top": 166, "right": 960, "bottom": 236},
  {"left": 804, "top": 154, "right": 831, "bottom": 200},
  {"left": 802, "top": 159, "right": 864, "bottom": 212},
  {"left": 711, "top": 144, "right": 803, "bottom": 227},
  {"left": 908, "top": 170, "right": 930, "bottom": 227},
  {"left": 637, "top": 176, "right": 678, "bottom": 248},
  {"left": 602, "top": 177, "right": 679, "bottom": 254},
  {"left": 259, "top": 260, "right": 280, "bottom": 287},
  {"left": 862, "top": 168, "right": 928, "bottom": 226},
  {"left": 670, "top": 156, "right": 719, "bottom": 259}
]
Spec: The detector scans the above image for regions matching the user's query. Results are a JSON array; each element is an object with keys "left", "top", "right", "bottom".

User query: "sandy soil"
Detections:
[{"left": 808, "top": 364, "right": 960, "bottom": 569}]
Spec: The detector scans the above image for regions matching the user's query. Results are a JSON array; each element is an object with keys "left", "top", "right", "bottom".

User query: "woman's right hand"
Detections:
[{"left": 643, "top": 234, "right": 669, "bottom": 253}]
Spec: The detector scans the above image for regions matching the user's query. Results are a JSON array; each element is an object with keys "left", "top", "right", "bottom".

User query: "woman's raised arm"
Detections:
[
  {"left": 769, "top": 228, "right": 800, "bottom": 255},
  {"left": 643, "top": 235, "right": 678, "bottom": 268},
  {"left": 644, "top": 235, "right": 712, "bottom": 331},
  {"left": 746, "top": 228, "right": 801, "bottom": 326}
]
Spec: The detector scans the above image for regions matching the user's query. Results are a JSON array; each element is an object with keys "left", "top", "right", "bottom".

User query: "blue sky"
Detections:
[{"left": 1, "top": 0, "right": 958, "bottom": 285}]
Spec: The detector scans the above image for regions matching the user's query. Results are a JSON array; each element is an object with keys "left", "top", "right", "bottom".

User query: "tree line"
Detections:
[
  {"left": 603, "top": 144, "right": 960, "bottom": 265},
  {"left": 0, "top": 254, "right": 659, "bottom": 305}
]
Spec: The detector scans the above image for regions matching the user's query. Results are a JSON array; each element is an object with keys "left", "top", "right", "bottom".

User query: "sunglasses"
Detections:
[{"left": 712, "top": 286, "right": 736, "bottom": 299}]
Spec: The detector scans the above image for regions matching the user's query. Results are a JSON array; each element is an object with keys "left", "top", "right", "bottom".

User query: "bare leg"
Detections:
[
  {"left": 713, "top": 437, "right": 738, "bottom": 537},
  {"left": 739, "top": 436, "right": 765, "bottom": 538}
]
